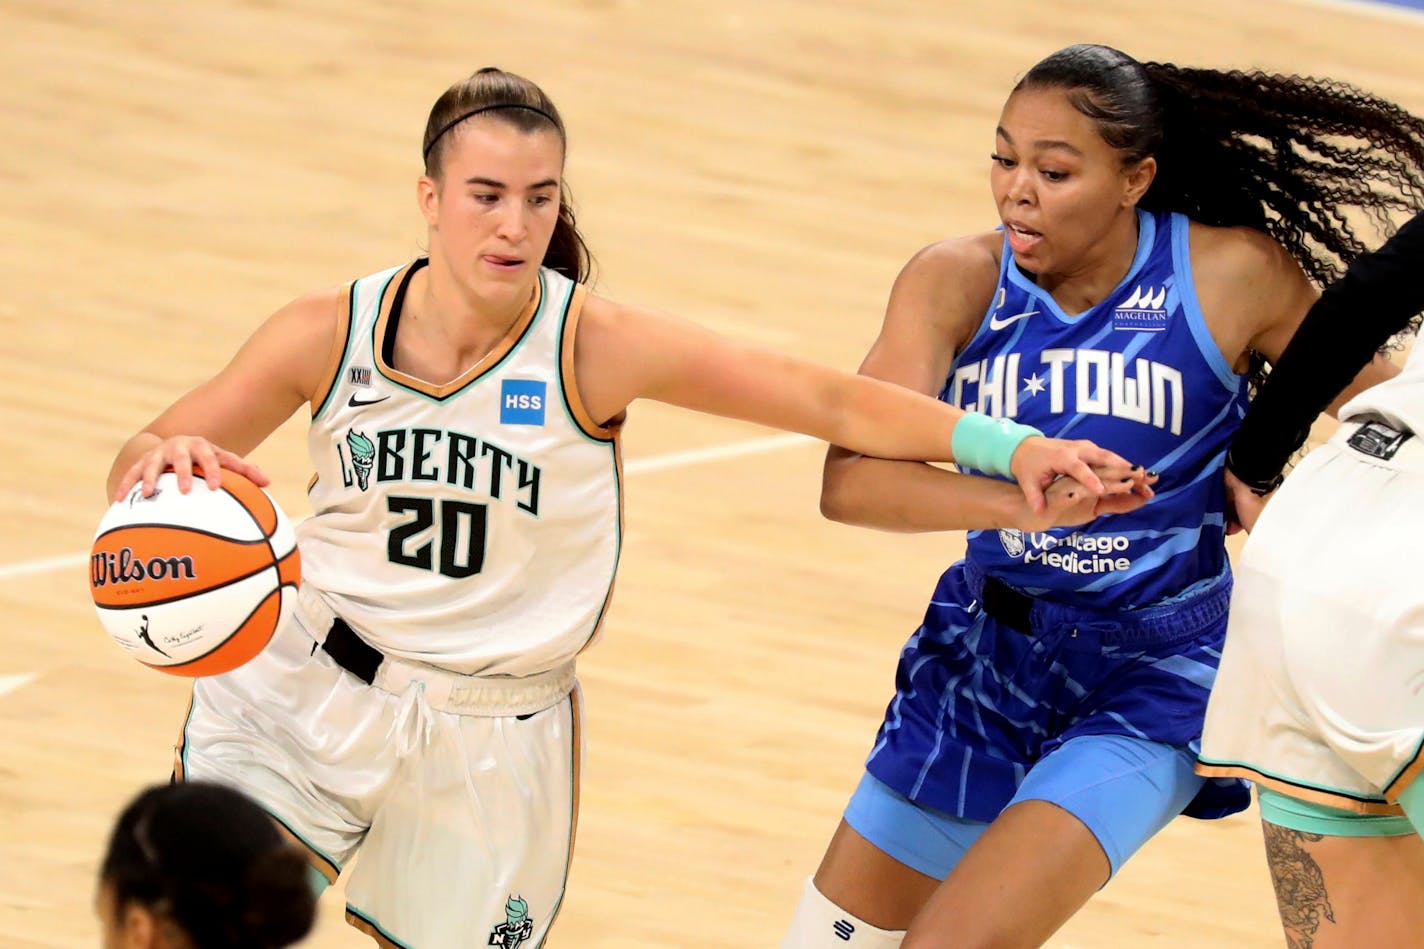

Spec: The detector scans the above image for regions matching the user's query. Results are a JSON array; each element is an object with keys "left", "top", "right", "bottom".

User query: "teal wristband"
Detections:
[{"left": 950, "top": 412, "right": 1043, "bottom": 478}]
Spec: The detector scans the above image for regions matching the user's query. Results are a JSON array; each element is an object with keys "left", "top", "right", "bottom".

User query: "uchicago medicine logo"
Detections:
[{"left": 998, "top": 529, "right": 1132, "bottom": 576}]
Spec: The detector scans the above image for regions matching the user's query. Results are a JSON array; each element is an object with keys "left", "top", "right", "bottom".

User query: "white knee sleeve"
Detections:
[{"left": 780, "top": 877, "right": 905, "bottom": 948}]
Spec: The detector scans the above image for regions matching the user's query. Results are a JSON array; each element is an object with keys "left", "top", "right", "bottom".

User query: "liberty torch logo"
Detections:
[
  {"left": 488, "top": 895, "right": 534, "bottom": 948},
  {"left": 341, "top": 429, "right": 376, "bottom": 491}
]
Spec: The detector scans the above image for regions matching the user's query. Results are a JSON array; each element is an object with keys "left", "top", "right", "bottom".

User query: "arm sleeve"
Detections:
[{"left": 1227, "top": 210, "right": 1424, "bottom": 493}]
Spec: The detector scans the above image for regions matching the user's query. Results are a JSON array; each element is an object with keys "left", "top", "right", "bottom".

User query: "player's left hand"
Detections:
[
  {"left": 1028, "top": 466, "right": 1157, "bottom": 530},
  {"left": 1009, "top": 436, "right": 1154, "bottom": 514},
  {"left": 1224, "top": 468, "right": 1271, "bottom": 534}
]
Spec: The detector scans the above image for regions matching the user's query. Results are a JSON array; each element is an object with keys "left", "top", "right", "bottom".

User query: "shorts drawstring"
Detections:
[{"left": 391, "top": 679, "right": 435, "bottom": 756}]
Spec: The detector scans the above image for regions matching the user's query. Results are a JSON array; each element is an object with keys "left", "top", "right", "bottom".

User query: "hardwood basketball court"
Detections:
[{"left": 3, "top": 1, "right": 1422, "bottom": 945}]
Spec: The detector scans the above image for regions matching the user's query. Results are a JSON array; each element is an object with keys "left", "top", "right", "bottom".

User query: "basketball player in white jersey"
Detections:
[
  {"left": 105, "top": 68, "right": 1152, "bottom": 949},
  {"left": 1199, "top": 210, "right": 1424, "bottom": 947}
]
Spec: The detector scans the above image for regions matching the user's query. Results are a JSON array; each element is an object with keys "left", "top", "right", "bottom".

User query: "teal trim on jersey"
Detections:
[
  {"left": 265, "top": 809, "right": 343, "bottom": 880},
  {"left": 586, "top": 453, "right": 622, "bottom": 645},
  {"left": 537, "top": 688, "right": 580, "bottom": 947},
  {"left": 553, "top": 284, "right": 615, "bottom": 446},
  {"left": 305, "top": 865, "right": 331, "bottom": 898},
  {"left": 345, "top": 905, "right": 417, "bottom": 949},
  {"left": 178, "top": 695, "right": 197, "bottom": 781},
  {"left": 1257, "top": 787, "right": 1414, "bottom": 837},
  {"left": 549, "top": 275, "right": 622, "bottom": 655},
  {"left": 1170, "top": 214, "right": 1241, "bottom": 392},
  {"left": 312, "top": 266, "right": 397, "bottom": 422},
  {"left": 1197, "top": 754, "right": 1392, "bottom": 806},
  {"left": 1396, "top": 776, "right": 1424, "bottom": 838},
  {"left": 1383, "top": 733, "right": 1424, "bottom": 794},
  {"left": 374, "top": 268, "right": 550, "bottom": 404},
  {"left": 180, "top": 697, "right": 343, "bottom": 879}
]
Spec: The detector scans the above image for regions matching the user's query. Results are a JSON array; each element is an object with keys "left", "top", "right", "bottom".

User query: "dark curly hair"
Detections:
[
  {"left": 101, "top": 782, "right": 316, "bottom": 949},
  {"left": 1017, "top": 44, "right": 1424, "bottom": 373}
]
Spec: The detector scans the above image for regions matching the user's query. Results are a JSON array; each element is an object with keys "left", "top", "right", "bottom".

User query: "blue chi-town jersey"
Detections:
[{"left": 948, "top": 210, "right": 1248, "bottom": 609}]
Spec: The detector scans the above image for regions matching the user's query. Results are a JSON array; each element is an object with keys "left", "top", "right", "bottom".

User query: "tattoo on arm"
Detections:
[{"left": 1263, "top": 822, "right": 1336, "bottom": 949}]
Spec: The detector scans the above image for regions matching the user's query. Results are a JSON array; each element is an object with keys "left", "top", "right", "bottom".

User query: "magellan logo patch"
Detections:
[
  {"left": 1113, "top": 285, "right": 1169, "bottom": 332},
  {"left": 500, "top": 379, "right": 547, "bottom": 426}
]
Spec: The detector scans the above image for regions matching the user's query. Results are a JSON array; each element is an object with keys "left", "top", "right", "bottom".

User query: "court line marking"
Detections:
[
  {"left": 0, "top": 674, "right": 36, "bottom": 698},
  {"left": 0, "top": 432, "right": 818, "bottom": 583},
  {"left": 0, "top": 552, "right": 90, "bottom": 581},
  {"left": 623, "top": 432, "right": 814, "bottom": 473}
]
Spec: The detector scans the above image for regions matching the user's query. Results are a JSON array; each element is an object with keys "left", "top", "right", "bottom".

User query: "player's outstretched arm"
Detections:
[
  {"left": 107, "top": 288, "right": 342, "bottom": 501},
  {"left": 572, "top": 294, "right": 1151, "bottom": 514},
  {"left": 815, "top": 234, "right": 1157, "bottom": 533}
]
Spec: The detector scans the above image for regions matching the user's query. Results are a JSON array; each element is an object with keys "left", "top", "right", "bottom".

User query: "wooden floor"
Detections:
[{"left": 3, "top": 1, "right": 1423, "bottom": 945}]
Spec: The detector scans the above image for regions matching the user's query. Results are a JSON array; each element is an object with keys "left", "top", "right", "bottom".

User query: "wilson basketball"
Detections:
[{"left": 90, "top": 469, "right": 301, "bottom": 677}]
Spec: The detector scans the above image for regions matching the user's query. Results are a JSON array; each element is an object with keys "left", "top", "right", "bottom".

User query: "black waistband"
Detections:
[
  {"left": 962, "top": 559, "right": 1231, "bottom": 646},
  {"left": 979, "top": 572, "right": 1034, "bottom": 633},
  {"left": 321, "top": 618, "right": 383, "bottom": 685}
]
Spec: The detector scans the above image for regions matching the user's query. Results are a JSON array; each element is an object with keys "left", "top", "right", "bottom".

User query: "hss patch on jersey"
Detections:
[{"left": 500, "top": 379, "right": 547, "bottom": 426}]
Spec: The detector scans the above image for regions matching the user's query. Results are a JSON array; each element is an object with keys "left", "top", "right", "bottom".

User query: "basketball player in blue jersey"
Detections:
[
  {"left": 104, "top": 68, "right": 1150, "bottom": 949},
  {"left": 782, "top": 45, "right": 1424, "bottom": 949}
]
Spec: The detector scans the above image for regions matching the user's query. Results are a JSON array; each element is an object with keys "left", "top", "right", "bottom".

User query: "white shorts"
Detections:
[
  {"left": 1199, "top": 420, "right": 1424, "bottom": 814},
  {"left": 174, "top": 603, "right": 581, "bottom": 949}
]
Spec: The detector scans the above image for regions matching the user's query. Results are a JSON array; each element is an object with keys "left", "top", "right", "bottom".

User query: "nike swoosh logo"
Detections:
[
  {"left": 988, "top": 309, "right": 1038, "bottom": 331},
  {"left": 348, "top": 394, "right": 391, "bottom": 408}
]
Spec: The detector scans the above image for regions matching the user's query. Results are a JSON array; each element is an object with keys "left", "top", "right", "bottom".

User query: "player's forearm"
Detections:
[
  {"left": 1230, "top": 210, "right": 1424, "bottom": 492},
  {"left": 820, "top": 449, "right": 1026, "bottom": 533},
  {"left": 812, "top": 370, "right": 960, "bottom": 463}
]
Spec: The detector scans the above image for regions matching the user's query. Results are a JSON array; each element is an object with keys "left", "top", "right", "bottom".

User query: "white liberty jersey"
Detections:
[
  {"left": 1341, "top": 343, "right": 1424, "bottom": 435},
  {"left": 299, "top": 260, "right": 622, "bottom": 676}
]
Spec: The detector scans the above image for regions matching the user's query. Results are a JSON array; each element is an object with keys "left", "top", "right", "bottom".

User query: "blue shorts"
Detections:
[
  {"left": 847, "top": 735, "right": 1204, "bottom": 879},
  {"left": 864, "top": 559, "right": 1249, "bottom": 828}
]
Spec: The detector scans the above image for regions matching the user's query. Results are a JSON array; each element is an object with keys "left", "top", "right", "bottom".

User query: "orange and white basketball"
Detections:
[{"left": 90, "top": 469, "right": 301, "bottom": 677}]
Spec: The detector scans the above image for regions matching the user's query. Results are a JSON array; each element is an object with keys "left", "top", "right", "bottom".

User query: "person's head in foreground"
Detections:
[{"left": 96, "top": 782, "right": 316, "bottom": 949}]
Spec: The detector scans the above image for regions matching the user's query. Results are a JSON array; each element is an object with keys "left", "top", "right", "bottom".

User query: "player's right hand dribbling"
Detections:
[{"left": 113, "top": 434, "right": 271, "bottom": 502}]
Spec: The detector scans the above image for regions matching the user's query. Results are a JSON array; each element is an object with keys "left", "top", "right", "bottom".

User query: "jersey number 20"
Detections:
[{"left": 387, "top": 496, "right": 487, "bottom": 578}]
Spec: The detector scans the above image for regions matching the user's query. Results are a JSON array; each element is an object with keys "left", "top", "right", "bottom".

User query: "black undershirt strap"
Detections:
[{"left": 1228, "top": 211, "right": 1424, "bottom": 493}]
